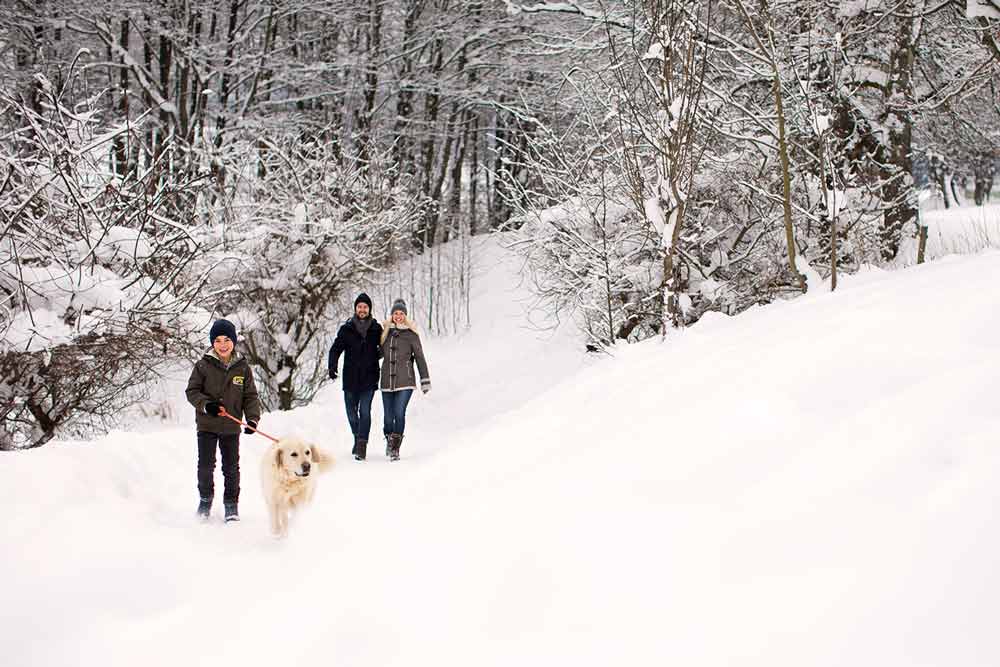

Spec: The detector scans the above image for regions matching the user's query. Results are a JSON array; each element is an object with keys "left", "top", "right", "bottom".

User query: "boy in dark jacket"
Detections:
[
  {"left": 328, "top": 293, "right": 383, "bottom": 461},
  {"left": 185, "top": 318, "right": 262, "bottom": 522}
]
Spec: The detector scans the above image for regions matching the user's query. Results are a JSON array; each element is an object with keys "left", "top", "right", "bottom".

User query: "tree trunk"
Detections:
[
  {"left": 773, "top": 70, "right": 806, "bottom": 292},
  {"left": 916, "top": 214, "right": 928, "bottom": 264},
  {"left": 879, "top": 4, "right": 917, "bottom": 262},
  {"left": 156, "top": 29, "right": 172, "bottom": 164},
  {"left": 390, "top": 0, "right": 424, "bottom": 185},
  {"left": 113, "top": 18, "right": 131, "bottom": 177},
  {"left": 355, "top": 0, "right": 383, "bottom": 168},
  {"left": 469, "top": 110, "right": 480, "bottom": 236},
  {"left": 214, "top": 0, "right": 242, "bottom": 150}
]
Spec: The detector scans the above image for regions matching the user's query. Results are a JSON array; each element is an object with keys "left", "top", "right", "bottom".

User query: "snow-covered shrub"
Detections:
[
  {"left": 510, "top": 190, "right": 664, "bottom": 349},
  {"left": 0, "top": 81, "right": 209, "bottom": 448}
]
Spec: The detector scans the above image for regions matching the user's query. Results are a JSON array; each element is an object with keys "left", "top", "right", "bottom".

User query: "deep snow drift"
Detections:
[{"left": 3, "top": 234, "right": 999, "bottom": 667}]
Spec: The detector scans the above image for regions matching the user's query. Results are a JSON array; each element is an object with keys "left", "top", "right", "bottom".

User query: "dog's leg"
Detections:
[
  {"left": 270, "top": 502, "right": 283, "bottom": 537},
  {"left": 278, "top": 504, "right": 289, "bottom": 538}
]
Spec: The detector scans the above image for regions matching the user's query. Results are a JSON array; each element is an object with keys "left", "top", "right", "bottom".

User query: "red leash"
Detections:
[{"left": 218, "top": 408, "right": 281, "bottom": 444}]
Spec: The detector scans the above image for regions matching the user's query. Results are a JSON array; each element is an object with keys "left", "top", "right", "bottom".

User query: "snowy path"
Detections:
[{"left": 4, "top": 242, "right": 1000, "bottom": 667}]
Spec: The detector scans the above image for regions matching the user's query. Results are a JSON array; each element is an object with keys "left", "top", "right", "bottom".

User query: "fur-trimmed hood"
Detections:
[{"left": 380, "top": 317, "right": 419, "bottom": 345}]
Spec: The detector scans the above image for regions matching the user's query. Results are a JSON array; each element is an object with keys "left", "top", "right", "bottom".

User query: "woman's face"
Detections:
[{"left": 392, "top": 310, "right": 405, "bottom": 325}]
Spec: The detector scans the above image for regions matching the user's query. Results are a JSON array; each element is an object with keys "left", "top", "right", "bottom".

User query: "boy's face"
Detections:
[
  {"left": 213, "top": 336, "right": 234, "bottom": 358},
  {"left": 355, "top": 302, "right": 370, "bottom": 319}
]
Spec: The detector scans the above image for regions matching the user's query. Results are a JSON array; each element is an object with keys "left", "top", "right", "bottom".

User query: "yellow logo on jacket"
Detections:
[{"left": 233, "top": 376, "right": 244, "bottom": 386}]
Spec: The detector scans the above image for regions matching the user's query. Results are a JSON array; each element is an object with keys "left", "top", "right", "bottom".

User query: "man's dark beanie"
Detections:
[
  {"left": 354, "top": 292, "right": 373, "bottom": 310},
  {"left": 209, "top": 319, "right": 238, "bottom": 344}
]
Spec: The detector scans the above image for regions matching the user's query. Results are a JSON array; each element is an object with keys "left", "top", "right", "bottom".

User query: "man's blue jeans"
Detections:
[{"left": 343, "top": 390, "right": 375, "bottom": 441}]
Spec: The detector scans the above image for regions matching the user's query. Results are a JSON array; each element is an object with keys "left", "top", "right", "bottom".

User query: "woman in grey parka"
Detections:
[{"left": 379, "top": 299, "right": 430, "bottom": 461}]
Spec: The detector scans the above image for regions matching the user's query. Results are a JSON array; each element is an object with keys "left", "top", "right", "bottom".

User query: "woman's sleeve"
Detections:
[{"left": 412, "top": 334, "right": 430, "bottom": 386}]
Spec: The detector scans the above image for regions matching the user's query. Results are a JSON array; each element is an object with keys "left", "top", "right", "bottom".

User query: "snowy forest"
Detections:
[{"left": 2, "top": 0, "right": 999, "bottom": 450}]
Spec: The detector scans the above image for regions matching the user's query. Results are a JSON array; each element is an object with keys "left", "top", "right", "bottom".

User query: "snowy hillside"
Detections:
[
  {"left": 897, "top": 202, "right": 1000, "bottom": 265},
  {"left": 3, "top": 238, "right": 1000, "bottom": 667}
]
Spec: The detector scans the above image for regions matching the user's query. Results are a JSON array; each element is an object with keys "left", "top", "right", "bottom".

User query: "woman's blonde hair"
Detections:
[{"left": 380, "top": 316, "right": 418, "bottom": 344}]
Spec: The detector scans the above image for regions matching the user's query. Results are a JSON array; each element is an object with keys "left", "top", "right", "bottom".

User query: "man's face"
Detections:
[
  {"left": 213, "top": 335, "right": 234, "bottom": 358},
  {"left": 355, "top": 302, "right": 370, "bottom": 319}
]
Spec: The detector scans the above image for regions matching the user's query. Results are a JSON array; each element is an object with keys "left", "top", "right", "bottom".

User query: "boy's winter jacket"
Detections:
[
  {"left": 329, "top": 316, "right": 384, "bottom": 393},
  {"left": 186, "top": 350, "right": 262, "bottom": 434},
  {"left": 379, "top": 321, "right": 430, "bottom": 392}
]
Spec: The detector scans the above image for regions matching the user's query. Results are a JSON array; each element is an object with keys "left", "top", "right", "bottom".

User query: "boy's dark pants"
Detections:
[{"left": 197, "top": 431, "right": 240, "bottom": 504}]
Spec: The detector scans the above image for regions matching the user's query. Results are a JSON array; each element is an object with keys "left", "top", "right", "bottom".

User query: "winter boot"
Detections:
[
  {"left": 352, "top": 436, "right": 368, "bottom": 461},
  {"left": 197, "top": 497, "right": 212, "bottom": 521},
  {"left": 384, "top": 433, "right": 391, "bottom": 457},
  {"left": 388, "top": 433, "right": 404, "bottom": 462},
  {"left": 224, "top": 503, "right": 240, "bottom": 522}
]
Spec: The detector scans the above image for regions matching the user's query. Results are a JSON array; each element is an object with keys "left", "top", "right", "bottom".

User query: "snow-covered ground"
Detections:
[
  {"left": 3, "top": 237, "right": 1000, "bottom": 667},
  {"left": 898, "top": 201, "right": 1000, "bottom": 265}
]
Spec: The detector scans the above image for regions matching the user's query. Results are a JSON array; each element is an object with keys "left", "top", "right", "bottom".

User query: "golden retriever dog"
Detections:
[{"left": 260, "top": 437, "right": 334, "bottom": 538}]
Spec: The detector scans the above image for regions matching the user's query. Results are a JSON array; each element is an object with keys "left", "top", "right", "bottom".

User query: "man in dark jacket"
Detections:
[
  {"left": 185, "top": 318, "right": 262, "bottom": 522},
  {"left": 328, "top": 293, "right": 383, "bottom": 461}
]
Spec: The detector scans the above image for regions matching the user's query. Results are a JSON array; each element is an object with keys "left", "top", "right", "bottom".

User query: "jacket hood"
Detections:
[
  {"left": 380, "top": 317, "right": 418, "bottom": 344},
  {"left": 205, "top": 348, "right": 244, "bottom": 366}
]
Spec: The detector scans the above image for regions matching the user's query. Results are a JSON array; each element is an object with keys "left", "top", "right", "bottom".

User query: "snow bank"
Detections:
[
  {"left": 2, "top": 240, "right": 999, "bottom": 666},
  {"left": 896, "top": 203, "right": 1000, "bottom": 266}
]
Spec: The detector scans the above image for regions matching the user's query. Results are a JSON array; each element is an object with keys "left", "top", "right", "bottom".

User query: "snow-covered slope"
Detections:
[
  {"left": 898, "top": 202, "right": 1000, "bottom": 265},
  {"left": 3, "top": 239, "right": 999, "bottom": 667}
]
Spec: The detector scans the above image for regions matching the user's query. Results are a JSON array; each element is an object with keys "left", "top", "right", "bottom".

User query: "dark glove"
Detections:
[
  {"left": 329, "top": 368, "right": 338, "bottom": 381},
  {"left": 205, "top": 401, "right": 222, "bottom": 416},
  {"left": 244, "top": 420, "right": 257, "bottom": 435},
  {"left": 421, "top": 380, "right": 431, "bottom": 395}
]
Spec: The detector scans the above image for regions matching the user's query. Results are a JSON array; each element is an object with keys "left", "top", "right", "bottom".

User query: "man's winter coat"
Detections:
[
  {"left": 329, "top": 317, "right": 384, "bottom": 392},
  {"left": 379, "top": 321, "right": 430, "bottom": 392},
  {"left": 186, "top": 350, "right": 262, "bottom": 434}
]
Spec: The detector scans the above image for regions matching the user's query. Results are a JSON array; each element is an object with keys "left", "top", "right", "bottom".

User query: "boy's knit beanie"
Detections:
[
  {"left": 355, "top": 292, "right": 373, "bottom": 310},
  {"left": 209, "top": 319, "right": 238, "bottom": 344}
]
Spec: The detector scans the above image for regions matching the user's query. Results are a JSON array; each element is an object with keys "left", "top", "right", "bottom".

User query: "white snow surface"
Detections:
[
  {"left": 3, "top": 238, "right": 1000, "bottom": 666},
  {"left": 898, "top": 202, "right": 1000, "bottom": 266}
]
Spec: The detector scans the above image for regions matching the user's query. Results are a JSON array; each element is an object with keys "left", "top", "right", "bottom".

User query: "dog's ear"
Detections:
[
  {"left": 272, "top": 446, "right": 284, "bottom": 471},
  {"left": 311, "top": 444, "right": 335, "bottom": 472}
]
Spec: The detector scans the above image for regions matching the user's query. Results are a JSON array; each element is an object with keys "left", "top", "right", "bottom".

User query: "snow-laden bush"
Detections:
[{"left": 0, "top": 81, "right": 209, "bottom": 449}]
